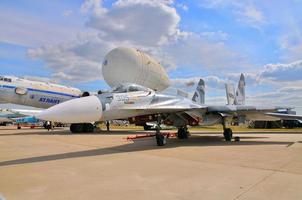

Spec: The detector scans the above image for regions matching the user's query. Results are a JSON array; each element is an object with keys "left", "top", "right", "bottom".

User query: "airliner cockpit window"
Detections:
[
  {"left": 0, "top": 77, "right": 3, "bottom": 81},
  {"left": 4, "top": 78, "right": 12, "bottom": 82}
]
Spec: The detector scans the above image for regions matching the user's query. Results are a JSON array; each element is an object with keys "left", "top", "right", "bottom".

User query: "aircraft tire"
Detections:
[
  {"left": 223, "top": 128, "right": 233, "bottom": 141},
  {"left": 70, "top": 123, "right": 83, "bottom": 133},
  {"left": 83, "top": 123, "right": 94, "bottom": 133},
  {"left": 177, "top": 127, "right": 189, "bottom": 139}
]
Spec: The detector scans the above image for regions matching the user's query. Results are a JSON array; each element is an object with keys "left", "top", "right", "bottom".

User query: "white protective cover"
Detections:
[
  {"left": 102, "top": 47, "right": 170, "bottom": 91},
  {"left": 36, "top": 96, "right": 103, "bottom": 123}
]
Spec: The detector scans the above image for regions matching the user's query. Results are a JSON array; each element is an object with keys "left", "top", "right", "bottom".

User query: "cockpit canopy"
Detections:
[
  {"left": 0, "top": 76, "right": 12, "bottom": 82},
  {"left": 111, "top": 83, "right": 152, "bottom": 93}
]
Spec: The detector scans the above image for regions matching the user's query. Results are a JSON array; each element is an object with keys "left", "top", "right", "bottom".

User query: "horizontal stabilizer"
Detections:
[{"left": 177, "top": 89, "right": 189, "bottom": 98}]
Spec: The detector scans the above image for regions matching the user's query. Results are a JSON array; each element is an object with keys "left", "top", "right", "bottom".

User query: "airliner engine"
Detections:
[{"left": 102, "top": 47, "right": 170, "bottom": 91}]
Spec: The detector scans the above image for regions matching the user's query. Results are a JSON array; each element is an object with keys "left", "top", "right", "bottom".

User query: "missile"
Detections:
[{"left": 36, "top": 96, "right": 103, "bottom": 123}]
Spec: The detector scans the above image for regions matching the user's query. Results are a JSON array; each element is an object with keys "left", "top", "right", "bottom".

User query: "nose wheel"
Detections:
[
  {"left": 223, "top": 128, "right": 233, "bottom": 141},
  {"left": 222, "top": 117, "right": 233, "bottom": 141}
]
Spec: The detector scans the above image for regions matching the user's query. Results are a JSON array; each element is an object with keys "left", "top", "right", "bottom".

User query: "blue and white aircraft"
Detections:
[{"left": 0, "top": 75, "right": 83, "bottom": 109}]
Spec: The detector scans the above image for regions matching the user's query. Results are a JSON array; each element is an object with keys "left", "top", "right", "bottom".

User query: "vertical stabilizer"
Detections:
[
  {"left": 192, "top": 79, "right": 205, "bottom": 104},
  {"left": 236, "top": 73, "right": 245, "bottom": 105},
  {"left": 225, "top": 83, "right": 236, "bottom": 105}
]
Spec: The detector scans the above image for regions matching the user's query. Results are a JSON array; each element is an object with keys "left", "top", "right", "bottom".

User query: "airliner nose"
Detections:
[{"left": 36, "top": 96, "right": 103, "bottom": 123}]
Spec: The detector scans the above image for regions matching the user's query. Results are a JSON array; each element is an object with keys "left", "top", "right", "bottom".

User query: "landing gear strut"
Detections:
[
  {"left": 155, "top": 115, "right": 166, "bottom": 146},
  {"left": 70, "top": 123, "right": 94, "bottom": 133},
  {"left": 223, "top": 128, "right": 233, "bottom": 141},
  {"left": 177, "top": 126, "right": 189, "bottom": 139},
  {"left": 222, "top": 118, "right": 233, "bottom": 141}
]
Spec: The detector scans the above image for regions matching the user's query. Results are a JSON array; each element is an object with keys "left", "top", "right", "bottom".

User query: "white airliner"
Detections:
[{"left": 0, "top": 75, "right": 82, "bottom": 109}]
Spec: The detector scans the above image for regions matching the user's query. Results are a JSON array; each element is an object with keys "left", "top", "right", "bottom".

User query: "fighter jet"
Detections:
[
  {"left": 224, "top": 74, "right": 302, "bottom": 126},
  {"left": 0, "top": 109, "right": 16, "bottom": 124},
  {"left": 33, "top": 80, "right": 300, "bottom": 146},
  {"left": 0, "top": 109, "right": 40, "bottom": 127}
]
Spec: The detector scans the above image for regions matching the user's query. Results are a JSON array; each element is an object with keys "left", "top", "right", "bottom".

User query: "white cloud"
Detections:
[
  {"left": 0, "top": 8, "right": 80, "bottom": 47},
  {"left": 163, "top": 34, "right": 246, "bottom": 70},
  {"left": 247, "top": 87, "right": 302, "bottom": 107},
  {"left": 28, "top": 0, "right": 245, "bottom": 83},
  {"left": 279, "top": 34, "right": 302, "bottom": 62},
  {"left": 237, "top": 4, "right": 264, "bottom": 24},
  {"left": 259, "top": 60, "right": 302, "bottom": 82},
  {"left": 27, "top": 32, "right": 110, "bottom": 82},
  {"left": 176, "top": 3, "right": 189, "bottom": 11},
  {"left": 200, "top": 31, "right": 229, "bottom": 41},
  {"left": 171, "top": 75, "right": 227, "bottom": 92},
  {"left": 85, "top": 0, "right": 183, "bottom": 46},
  {"left": 200, "top": 0, "right": 265, "bottom": 27},
  {"left": 63, "top": 10, "right": 73, "bottom": 17},
  {"left": 28, "top": 0, "right": 185, "bottom": 82},
  {"left": 81, "top": 0, "right": 106, "bottom": 13}
]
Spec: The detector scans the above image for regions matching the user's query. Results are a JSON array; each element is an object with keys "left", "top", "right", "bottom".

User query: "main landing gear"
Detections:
[
  {"left": 177, "top": 126, "right": 189, "bottom": 139},
  {"left": 154, "top": 115, "right": 191, "bottom": 146},
  {"left": 70, "top": 123, "right": 94, "bottom": 133},
  {"left": 223, "top": 128, "right": 233, "bottom": 141},
  {"left": 222, "top": 118, "right": 233, "bottom": 141}
]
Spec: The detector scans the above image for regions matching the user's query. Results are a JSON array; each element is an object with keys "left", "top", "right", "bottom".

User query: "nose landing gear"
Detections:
[
  {"left": 223, "top": 128, "right": 233, "bottom": 141},
  {"left": 222, "top": 117, "right": 233, "bottom": 141}
]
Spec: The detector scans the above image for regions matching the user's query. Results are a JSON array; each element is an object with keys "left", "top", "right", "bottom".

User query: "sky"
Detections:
[{"left": 1, "top": 0, "right": 302, "bottom": 112}]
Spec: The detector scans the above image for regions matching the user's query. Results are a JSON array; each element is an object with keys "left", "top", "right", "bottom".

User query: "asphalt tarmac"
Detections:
[{"left": 0, "top": 126, "right": 302, "bottom": 200}]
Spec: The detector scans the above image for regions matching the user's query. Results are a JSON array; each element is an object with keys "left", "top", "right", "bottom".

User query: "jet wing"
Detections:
[
  {"left": 201, "top": 105, "right": 285, "bottom": 121},
  {"left": 129, "top": 104, "right": 280, "bottom": 123}
]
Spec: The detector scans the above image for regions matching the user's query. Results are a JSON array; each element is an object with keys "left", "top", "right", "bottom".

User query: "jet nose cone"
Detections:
[{"left": 37, "top": 96, "right": 103, "bottom": 123}]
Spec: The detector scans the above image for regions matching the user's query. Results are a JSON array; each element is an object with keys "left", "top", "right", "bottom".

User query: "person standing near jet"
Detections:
[
  {"left": 46, "top": 121, "right": 51, "bottom": 131},
  {"left": 106, "top": 121, "right": 110, "bottom": 132}
]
